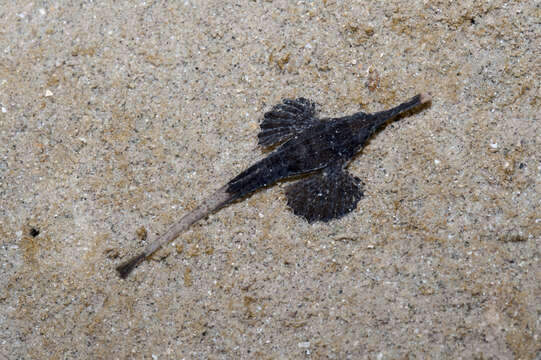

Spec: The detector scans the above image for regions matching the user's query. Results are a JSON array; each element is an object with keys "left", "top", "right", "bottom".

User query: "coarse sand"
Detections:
[{"left": 1, "top": 1, "right": 539, "bottom": 358}]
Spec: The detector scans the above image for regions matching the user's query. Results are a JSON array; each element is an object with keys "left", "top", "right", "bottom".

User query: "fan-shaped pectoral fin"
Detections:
[
  {"left": 258, "top": 98, "right": 319, "bottom": 147},
  {"left": 285, "top": 166, "right": 364, "bottom": 223}
]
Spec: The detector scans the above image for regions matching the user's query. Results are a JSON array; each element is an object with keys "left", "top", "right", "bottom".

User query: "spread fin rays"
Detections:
[
  {"left": 258, "top": 98, "right": 318, "bottom": 147},
  {"left": 285, "top": 167, "right": 364, "bottom": 223}
]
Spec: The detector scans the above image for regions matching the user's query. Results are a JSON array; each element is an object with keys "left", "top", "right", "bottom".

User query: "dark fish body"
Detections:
[
  {"left": 227, "top": 117, "right": 365, "bottom": 199},
  {"left": 227, "top": 94, "right": 426, "bottom": 201},
  {"left": 116, "top": 94, "right": 430, "bottom": 278}
]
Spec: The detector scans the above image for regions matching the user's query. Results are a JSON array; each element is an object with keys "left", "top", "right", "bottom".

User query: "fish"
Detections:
[{"left": 116, "top": 93, "right": 431, "bottom": 278}]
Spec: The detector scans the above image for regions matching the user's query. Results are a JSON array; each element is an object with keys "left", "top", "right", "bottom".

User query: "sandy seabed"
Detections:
[{"left": 1, "top": 1, "right": 539, "bottom": 359}]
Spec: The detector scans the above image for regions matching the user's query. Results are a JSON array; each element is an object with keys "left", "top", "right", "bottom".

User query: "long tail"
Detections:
[{"left": 116, "top": 185, "right": 234, "bottom": 278}]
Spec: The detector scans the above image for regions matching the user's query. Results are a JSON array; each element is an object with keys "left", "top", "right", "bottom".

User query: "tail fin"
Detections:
[
  {"left": 115, "top": 185, "right": 233, "bottom": 279},
  {"left": 116, "top": 252, "right": 147, "bottom": 278}
]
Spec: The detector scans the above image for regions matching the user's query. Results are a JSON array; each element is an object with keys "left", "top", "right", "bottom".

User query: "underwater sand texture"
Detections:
[{"left": 1, "top": 1, "right": 539, "bottom": 358}]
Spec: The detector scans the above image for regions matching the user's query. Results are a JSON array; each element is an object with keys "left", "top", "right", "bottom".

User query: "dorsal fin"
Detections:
[{"left": 258, "top": 98, "right": 318, "bottom": 147}]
